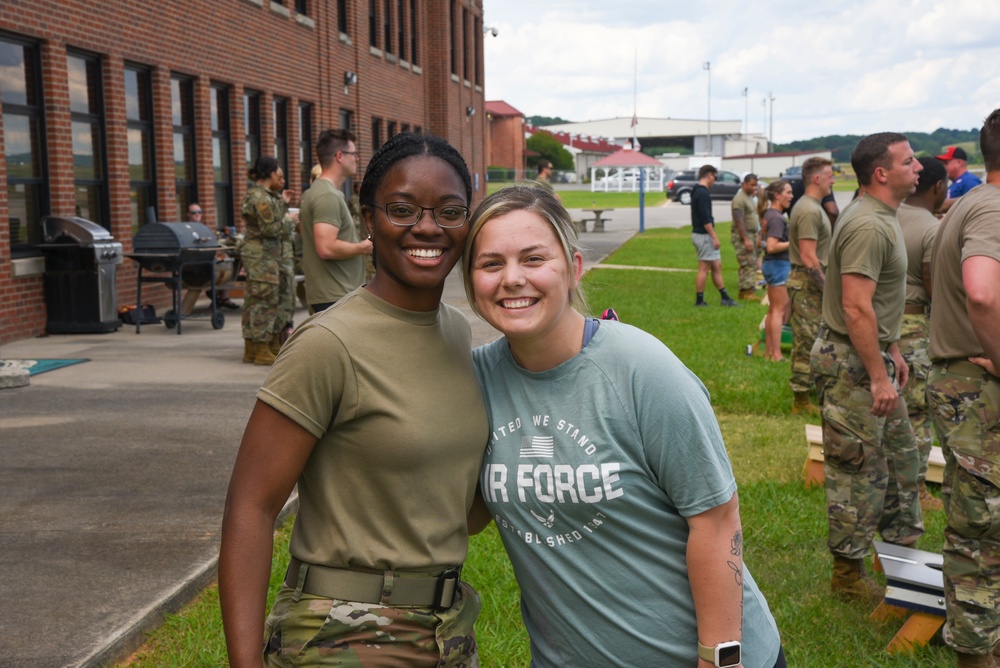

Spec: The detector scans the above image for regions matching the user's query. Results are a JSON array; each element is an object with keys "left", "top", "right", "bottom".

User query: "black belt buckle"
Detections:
[{"left": 433, "top": 569, "right": 460, "bottom": 611}]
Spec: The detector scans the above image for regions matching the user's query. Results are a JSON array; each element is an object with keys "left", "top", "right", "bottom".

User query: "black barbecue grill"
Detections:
[{"left": 127, "top": 222, "right": 225, "bottom": 334}]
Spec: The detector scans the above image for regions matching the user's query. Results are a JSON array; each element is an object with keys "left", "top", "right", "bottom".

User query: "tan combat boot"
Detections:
[
  {"left": 831, "top": 556, "right": 883, "bottom": 602},
  {"left": 791, "top": 391, "right": 821, "bottom": 416},
  {"left": 254, "top": 340, "right": 276, "bottom": 366},
  {"left": 268, "top": 333, "right": 281, "bottom": 357},
  {"left": 919, "top": 482, "right": 944, "bottom": 511},
  {"left": 243, "top": 339, "right": 255, "bottom": 364},
  {"left": 738, "top": 288, "right": 762, "bottom": 302},
  {"left": 955, "top": 652, "right": 996, "bottom": 668}
]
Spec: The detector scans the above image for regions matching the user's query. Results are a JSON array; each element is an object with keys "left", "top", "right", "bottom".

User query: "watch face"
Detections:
[{"left": 718, "top": 643, "right": 741, "bottom": 667}]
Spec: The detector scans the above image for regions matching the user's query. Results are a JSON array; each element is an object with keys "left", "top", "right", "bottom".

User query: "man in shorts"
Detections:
[{"left": 691, "top": 164, "right": 738, "bottom": 307}]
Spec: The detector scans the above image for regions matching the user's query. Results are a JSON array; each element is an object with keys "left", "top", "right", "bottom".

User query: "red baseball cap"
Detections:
[{"left": 936, "top": 146, "right": 968, "bottom": 161}]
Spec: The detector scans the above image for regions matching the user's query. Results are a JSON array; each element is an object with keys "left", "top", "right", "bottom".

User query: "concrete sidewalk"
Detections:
[{"left": 0, "top": 201, "right": 689, "bottom": 667}]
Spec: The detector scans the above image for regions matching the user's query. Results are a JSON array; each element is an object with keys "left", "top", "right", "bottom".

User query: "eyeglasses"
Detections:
[
  {"left": 340, "top": 151, "right": 358, "bottom": 156},
  {"left": 189, "top": 209, "right": 203, "bottom": 215},
  {"left": 377, "top": 202, "right": 470, "bottom": 228}
]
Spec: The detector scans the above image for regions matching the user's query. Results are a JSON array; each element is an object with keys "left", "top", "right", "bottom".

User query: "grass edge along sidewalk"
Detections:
[{"left": 120, "top": 225, "right": 951, "bottom": 668}]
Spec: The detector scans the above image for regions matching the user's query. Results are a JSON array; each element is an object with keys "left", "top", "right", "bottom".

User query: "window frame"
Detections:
[
  {"left": 170, "top": 73, "right": 197, "bottom": 221},
  {"left": 211, "top": 83, "right": 233, "bottom": 231},
  {"left": 68, "top": 49, "right": 110, "bottom": 230},
  {"left": 124, "top": 63, "right": 157, "bottom": 233}
]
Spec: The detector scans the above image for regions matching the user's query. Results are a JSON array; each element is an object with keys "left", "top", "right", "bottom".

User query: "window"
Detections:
[
  {"left": 171, "top": 74, "right": 196, "bottom": 220},
  {"left": 397, "top": 0, "right": 405, "bottom": 59},
  {"left": 244, "top": 90, "right": 261, "bottom": 174},
  {"left": 369, "top": 0, "right": 377, "bottom": 47},
  {"left": 211, "top": 84, "right": 232, "bottom": 231},
  {"left": 409, "top": 0, "right": 418, "bottom": 65},
  {"left": 388, "top": 121, "right": 396, "bottom": 139},
  {"left": 273, "top": 96, "right": 288, "bottom": 183},
  {"left": 462, "top": 7, "right": 469, "bottom": 81},
  {"left": 383, "top": 0, "right": 392, "bottom": 54},
  {"left": 337, "top": 0, "right": 348, "bottom": 34},
  {"left": 124, "top": 65, "right": 156, "bottom": 234},
  {"left": 68, "top": 51, "right": 108, "bottom": 228},
  {"left": 401, "top": 123, "right": 410, "bottom": 134},
  {"left": 473, "top": 15, "right": 481, "bottom": 86},
  {"left": 371, "top": 117, "right": 382, "bottom": 152},
  {"left": 1, "top": 35, "right": 47, "bottom": 254},
  {"left": 299, "top": 102, "right": 313, "bottom": 189},
  {"left": 449, "top": 1, "right": 456, "bottom": 75},
  {"left": 294, "top": 0, "right": 307, "bottom": 14}
]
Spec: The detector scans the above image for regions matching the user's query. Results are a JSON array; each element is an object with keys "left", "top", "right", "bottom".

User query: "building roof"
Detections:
[
  {"left": 724, "top": 149, "right": 831, "bottom": 159},
  {"left": 485, "top": 100, "right": 525, "bottom": 118},
  {"left": 525, "top": 125, "right": 619, "bottom": 154},
  {"left": 592, "top": 148, "right": 663, "bottom": 167},
  {"left": 542, "top": 116, "right": 743, "bottom": 140}
]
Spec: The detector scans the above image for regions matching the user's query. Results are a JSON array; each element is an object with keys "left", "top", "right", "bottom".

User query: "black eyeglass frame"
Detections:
[{"left": 375, "top": 202, "right": 470, "bottom": 229}]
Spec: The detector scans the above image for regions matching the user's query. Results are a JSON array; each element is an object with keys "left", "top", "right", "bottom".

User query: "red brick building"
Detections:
[
  {"left": 0, "top": 0, "right": 486, "bottom": 343},
  {"left": 485, "top": 100, "right": 525, "bottom": 178}
]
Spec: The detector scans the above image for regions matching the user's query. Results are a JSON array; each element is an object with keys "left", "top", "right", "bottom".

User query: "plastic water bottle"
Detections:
[{"left": 746, "top": 344, "right": 753, "bottom": 357}]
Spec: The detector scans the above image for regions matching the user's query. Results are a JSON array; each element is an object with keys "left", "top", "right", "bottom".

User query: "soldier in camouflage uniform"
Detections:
[
  {"left": 730, "top": 173, "right": 761, "bottom": 300},
  {"left": 789, "top": 157, "right": 836, "bottom": 415},
  {"left": 897, "top": 157, "right": 947, "bottom": 512},
  {"left": 810, "top": 133, "right": 924, "bottom": 602},
  {"left": 927, "top": 108, "right": 1000, "bottom": 668},
  {"left": 240, "top": 156, "right": 287, "bottom": 366},
  {"left": 275, "top": 205, "right": 296, "bottom": 349}
]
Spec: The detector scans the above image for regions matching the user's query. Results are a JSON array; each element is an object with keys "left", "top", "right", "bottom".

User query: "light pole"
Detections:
[
  {"left": 703, "top": 61, "right": 711, "bottom": 155},
  {"left": 742, "top": 87, "right": 748, "bottom": 155},
  {"left": 768, "top": 91, "right": 776, "bottom": 153}
]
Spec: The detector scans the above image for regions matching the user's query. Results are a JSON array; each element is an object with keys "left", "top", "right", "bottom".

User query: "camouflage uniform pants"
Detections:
[
  {"left": 277, "top": 251, "right": 295, "bottom": 333},
  {"left": 927, "top": 360, "right": 1000, "bottom": 655},
  {"left": 787, "top": 266, "right": 822, "bottom": 395},
  {"left": 731, "top": 226, "right": 759, "bottom": 292},
  {"left": 811, "top": 336, "right": 924, "bottom": 559},
  {"left": 897, "top": 313, "right": 934, "bottom": 484},
  {"left": 241, "top": 246, "right": 282, "bottom": 343},
  {"left": 263, "top": 580, "right": 481, "bottom": 667}
]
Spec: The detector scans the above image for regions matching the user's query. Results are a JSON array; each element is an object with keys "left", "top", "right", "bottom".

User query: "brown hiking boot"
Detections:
[
  {"left": 831, "top": 556, "right": 884, "bottom": 602},
  {"left": 791, "top": 391, "right": 821, "bottom": 416},
  {"left": 268, "top": 334, "right": 281, "bottom": 356},
  {"left": 738, "top": 289, "right": 762, "bottom": 302},
  {"left": 920, "top": 483, "right": 944, "bottom": 511},
  {"left": 956, "top": 652, "right": 996, "bottom": 668},
  {"left": 243, "top": 339, "right": 255, "bottom": 364},
  {"left": 253, "top": 341, "right": 276, "bottom": 366}
]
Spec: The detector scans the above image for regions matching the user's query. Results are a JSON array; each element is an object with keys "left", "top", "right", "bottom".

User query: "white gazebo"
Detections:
[{"left": 589, "top": 148, "right": 667, "bottom": 192}]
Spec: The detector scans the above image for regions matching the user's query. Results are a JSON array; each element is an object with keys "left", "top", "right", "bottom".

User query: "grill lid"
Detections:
[
  {"left": 132, "top": 222, "right": 220, "bottom": 254},
  {"left": 41, "top": 216, "right": 114, "bottom": 245}
]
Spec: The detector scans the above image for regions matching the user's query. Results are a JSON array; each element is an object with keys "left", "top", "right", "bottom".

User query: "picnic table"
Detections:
[{"left": 580, "top": 208, "right": 614, "bottom": 233}]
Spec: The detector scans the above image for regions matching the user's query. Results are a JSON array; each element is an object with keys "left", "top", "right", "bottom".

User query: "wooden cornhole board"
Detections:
[
  {"left": 803, "top": 424, "right": 945, "bottom": 487},
  {"left": 871, "top": 541, "right": 945, "bottom": 654}
]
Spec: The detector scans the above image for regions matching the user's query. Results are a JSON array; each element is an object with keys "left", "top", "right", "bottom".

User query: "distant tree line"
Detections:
[
  {"left": 527, "top": 115, "right": 571, "bottom": 127},
  {"left": 776, "top": 128, "right": 981, "bottom": 163}
]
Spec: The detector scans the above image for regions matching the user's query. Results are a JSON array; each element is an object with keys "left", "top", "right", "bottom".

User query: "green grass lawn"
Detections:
[{"left": 120, "top": 224, "right": 952, "bottom": 667}]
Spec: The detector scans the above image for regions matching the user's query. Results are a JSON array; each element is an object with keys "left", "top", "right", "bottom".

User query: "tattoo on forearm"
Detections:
[
  {"left": 728, "top": 529, "right": 746, "bottom": 634},
  {"left": 808, "top": 266, "right": 825, "bottom": 290},
  {"left": 730, "top": 530, "right": 742, "bottom": 557}
]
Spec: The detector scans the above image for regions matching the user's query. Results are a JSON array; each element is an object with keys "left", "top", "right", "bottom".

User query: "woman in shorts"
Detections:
[{"left": 759, "top": 180, "right": 793, "bottom": 362}]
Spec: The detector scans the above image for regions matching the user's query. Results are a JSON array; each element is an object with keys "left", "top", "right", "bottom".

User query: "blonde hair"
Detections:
[
  {"left": 309, "top": 164, "right": 322, "bottom": 183},
  {"left": 463, "top": 183, "right": 589, "bottom": 319}
]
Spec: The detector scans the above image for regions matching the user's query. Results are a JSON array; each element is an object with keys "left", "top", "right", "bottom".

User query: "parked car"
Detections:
[{"left": 665, "top": 169, "right": 742, "bottom": 204}]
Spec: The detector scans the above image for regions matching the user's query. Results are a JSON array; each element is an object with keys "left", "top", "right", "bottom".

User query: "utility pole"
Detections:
[
  {"left": 761, "top": 98, "right": 767, "bottom": 153},
  {"left": 768, "top": 91, "right": 776, "bottom": 153},
  {"left": 703, "top": 62, "right": 711, "bottom": 155},
  {"left": 742, "top": 87, "right": 748, "bottom": 155}
]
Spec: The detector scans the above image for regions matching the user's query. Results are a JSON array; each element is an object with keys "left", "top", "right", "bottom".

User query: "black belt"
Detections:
[{"left": 284, "top": 557, "right": 461, "bottom": 609}]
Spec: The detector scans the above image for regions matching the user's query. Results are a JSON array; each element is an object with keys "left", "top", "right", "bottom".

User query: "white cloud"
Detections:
[{"left": 484, "top": 0, "right": 1000, "bottom": 141}]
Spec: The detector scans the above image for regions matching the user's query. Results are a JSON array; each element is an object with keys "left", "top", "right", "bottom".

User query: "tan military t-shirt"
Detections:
[
  {"left": 300, "top": 179, "right": 365, "bottom": 306},
  {"left": 258, "top": 287, "right": 489, "bottom": 571},
  {"left": 789, "top": 194, "right": 831, "bottom": 267},
  {"left": 897, "top": 202, "right": 940, "bottom": 306},
  {"left": 822, "top": 195, "right": 907, "bottom": 343},
  {"left": 731, "top": 189, "right": 760, "bottom": 233},
  {"left": 929, "top": 184, "right": 1000, "bottom": 360}
]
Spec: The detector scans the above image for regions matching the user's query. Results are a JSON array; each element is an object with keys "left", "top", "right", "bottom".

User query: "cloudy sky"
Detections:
[{"left": 482, "top": 0, "right": 1000, "bottom": 142}]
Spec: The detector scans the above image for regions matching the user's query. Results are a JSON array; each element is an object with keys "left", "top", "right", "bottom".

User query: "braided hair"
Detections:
[{"left": 359, "top": 133, "right": 472, "bottom": 209}]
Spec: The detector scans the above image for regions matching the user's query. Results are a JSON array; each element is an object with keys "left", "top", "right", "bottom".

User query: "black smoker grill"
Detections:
[
  {"left": 39, "top": 216, "right": 123, "bottom": 334},
  {"left": 127, "top": 222, "right": 225, "bottom": 334}
]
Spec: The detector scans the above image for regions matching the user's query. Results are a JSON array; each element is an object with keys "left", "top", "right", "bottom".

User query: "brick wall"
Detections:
[{"left": 0, "top": 0, "right": 485, "bottom": 343}]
